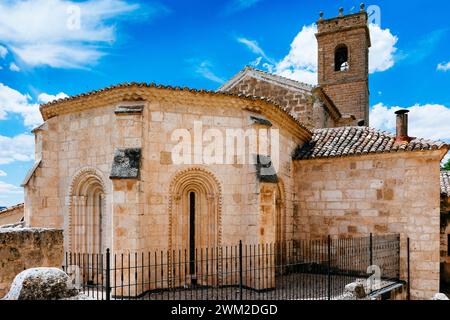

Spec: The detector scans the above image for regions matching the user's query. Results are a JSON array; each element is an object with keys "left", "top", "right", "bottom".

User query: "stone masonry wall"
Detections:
[
  {"left": 321, "top": 81, "right": 369, "bottom": 125},
  {"left": 316, "top": 12, "right": 370, "bottom": 125},
  {"left": 226, "top": 77, "right": 318, "bottom": 129},
  {"left": 0, "top": 204, "right": 24, "bottom": 227},
  {"left": 25, "top": 90, "right": 308, "bottom": 257},
  {"left": 294, "top": 151, "right": 443, "bottom": 299},
  {"left": 441, "top": 196, "right": 450, "bottom": 287},
  {"left": 138, "top": 98, "right": 305, "bottom": 252},
  {"left": 0, "top": 228, "right": 63, "bottom": 297}
]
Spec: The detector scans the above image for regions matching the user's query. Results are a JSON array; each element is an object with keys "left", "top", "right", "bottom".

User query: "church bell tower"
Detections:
[{"left": 316, "top": 4, "right": 371, "bottom": 126}]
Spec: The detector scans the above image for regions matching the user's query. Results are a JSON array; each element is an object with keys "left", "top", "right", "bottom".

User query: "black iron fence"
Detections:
[{"left": 62, "top": 234, "right": 401, "bottom": 300}]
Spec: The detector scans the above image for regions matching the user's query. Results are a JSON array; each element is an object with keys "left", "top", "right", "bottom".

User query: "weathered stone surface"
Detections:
[
  {"left": 441, "top": 171, "right": 450, "bottom": 197},
  {"left": 219, "top": 66, "right": 318, "bottom": 129},
  {"left": 2, "top": 267, "right": 78, "bottom": 300},
  {"left": 114, "top": 105, "right": 144, "bottom": 115},
  {"left": 344, "top": 282, "right": 367, "bottom": 299},
  {"left": 110, "top": 148, "right": 141, "bottom": 179},
  {"left": 249, "top": 115, "right": 272, "bottom": 127},
  {"left": 60, "top": 293, "right": 94, "bottom": 300},
  {"left": 316, "top": 11, "right": 370, "bottom": 125},
  {"left": 255, "top": 155, "right": 278, "bottom": 183},
  {"left": 431, "top": 293, "right": 449, "bottom": 300},
  {"left": 0, "top": 228, "right": 63, "bottom": 297},
  {"left": 0, "top": 203, "right": 24, "bottom": 227},
  {"left": 295, "top": 152, "right": 444, "bottom": 299},
  {"left": 0, "top": 221, "right": 24, "bottom": 229}
]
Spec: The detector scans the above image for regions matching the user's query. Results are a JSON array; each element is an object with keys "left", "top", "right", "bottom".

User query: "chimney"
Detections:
[{"left": 395, "top": 109, "right": 412, "bottom": 143}]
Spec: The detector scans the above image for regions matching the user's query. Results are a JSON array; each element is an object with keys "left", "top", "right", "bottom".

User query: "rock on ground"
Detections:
[
  {"left": 2, "top": 267, "right": 79, "bottom": 300},
  {"left": 340, "top": 282, "right": 369, "bottom": 300},
  {"left": 60, "top": 293, "right": 94, "bottom": 300},
  {"left": 431, "top": 293, "right": 449, "bottom": 300}
]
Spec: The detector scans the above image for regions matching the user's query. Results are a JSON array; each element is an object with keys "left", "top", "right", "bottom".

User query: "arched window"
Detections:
[
  {"left": 68, "top": 169, "right": 106, "bottom": 286},
  {"left": 189, "top": 191, "right": 196, "bottom": 276},
  {"left": 169, "top": 168, "right": 222, "bottom": 286},
  {"left": 335, "top": 45, "right": 349, "bottom": 71},
  {"left": 69, "top": 170, "right": 105, "bottom": 254}
]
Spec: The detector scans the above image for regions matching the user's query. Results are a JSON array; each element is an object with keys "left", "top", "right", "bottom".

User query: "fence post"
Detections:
[
  {"left": 239, "top": 240, "right": 243, "bottom": 300},
  {"left": 106, "top": 248, "right": 111, "bottom": 301},
  {"left": 407, "top": 237, "right": 410, "bottom": 300},
  {"left": 369, "top": 233, "right": 373, "bottom": 267},
  {"left": 327, "top": 235, "right": 331, "bottom": 300}
]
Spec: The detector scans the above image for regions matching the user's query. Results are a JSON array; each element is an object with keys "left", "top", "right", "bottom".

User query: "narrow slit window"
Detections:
[{"left": 189, "top": 192, "right": 196, "bottom": 275}]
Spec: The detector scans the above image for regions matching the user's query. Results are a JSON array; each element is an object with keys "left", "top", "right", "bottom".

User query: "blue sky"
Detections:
[{"left": 0, "top": 0, "right": 449, "bottom": 207}]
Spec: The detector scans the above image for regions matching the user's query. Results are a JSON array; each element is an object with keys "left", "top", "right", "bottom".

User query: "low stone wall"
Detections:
[
  {"left": 0, "top": 228, "right": 63, "bottom": 297},
  {"left": 294, "top": 151, "right": 443, "bottom": 299}
]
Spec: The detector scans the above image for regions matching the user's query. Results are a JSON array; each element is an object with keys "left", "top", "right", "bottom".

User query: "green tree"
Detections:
[{"left": 443, "top": 156, "right": 450, "bottom": 170}]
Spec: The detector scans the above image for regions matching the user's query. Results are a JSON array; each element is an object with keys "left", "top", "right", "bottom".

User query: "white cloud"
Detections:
[
  {"left": 0, "top": 181, "right": 23, "bottom": 198},
  {"left": 0, "top": 0, "right": 163, "bottom": 69},
  {"left": 370, "top": 103, "right": 450, "bottom": 142},
  {"left": 195, "top": 61, "right": 225, "bottom": 84},
  {"left": 0, "top": 46, "right": 7, "bottom": 59},
  {"left": 274, "top": 24, "right": 318, "bottom": 84},
  {"left": 38, "top": 92, "right": 69, "bottom": 104},
  {"left": 250, "top": 56, "right": 262, "bottom": 67},
  {"left": 9, "top": 62, "right": 20, "bottom": 72},
  {"left": 0, "top": 83, "right": 42, "bottom": 127},
  {"left": 225, "top": 0, "right": 261, "bottom": 13},
  {"left": 0, "top": 170, "right": 7, "bottom": 177},
  {"left": 0, "top": 134, "right": 35, "bottom": 165},
  {"left": 437, "top": 61, "right": 450, "bottom": 72},
  {"left": 368, "top": 24, "right": 398, "bottom": 73},
  {"left": 237, "top": 37, "right": 274, "bottom": 64},
  {"left": 0, "top": 83, "right": 68, "bottom": 127},
  {"left": 267, "top": 23, "right": 398, "bottom": 85}
]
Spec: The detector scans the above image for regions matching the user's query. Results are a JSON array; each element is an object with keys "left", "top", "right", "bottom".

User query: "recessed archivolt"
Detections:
[
  {"left": 167, "top": 167, "right": 224, "bottom": 285},
  {"left": 68, "top": 167, "right": 107, "bottom": 198},
  {"left": 169, "top": 167, "right": 223, "bottom": 195},
  {"left": 168, "top": 167, "right": 223, "bottom": 250},
  {"left": 67, "top": 167, "right": 108, "bottom": 252}
]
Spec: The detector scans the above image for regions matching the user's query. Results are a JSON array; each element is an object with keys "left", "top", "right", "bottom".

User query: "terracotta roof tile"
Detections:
[
  {"left": 39, "top": 82, "right": 311, "bottom": 134},
  {"left": 293, "top": 126, "right": 448, "bottom": 160},
  {"left": 441, "top": 171, "right": 450, "bottom": 197}
]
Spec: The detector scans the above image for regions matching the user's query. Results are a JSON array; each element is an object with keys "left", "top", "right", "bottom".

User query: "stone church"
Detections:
[{"left": 20, "top": 7, "right": 448, "bottom": 298}]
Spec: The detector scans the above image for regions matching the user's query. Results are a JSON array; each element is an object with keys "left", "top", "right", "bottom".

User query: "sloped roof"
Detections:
[
  {"left": 218, "top": 66, "right": 314, "bottom": 93},
  {"left": 39, "top": 82, "right": 311, "bottom": 135},
  {"left": 441, "top": 171, "right": 450, "bottom": 197},
  {"left": 0, "top": 203, "right": 24, "bottom": 216},
  {"left": 21, "top": 160, "right": 42, "bottom": 187},
  {"left": 293, "top": 126, "right": 449, "bottom": 160}
]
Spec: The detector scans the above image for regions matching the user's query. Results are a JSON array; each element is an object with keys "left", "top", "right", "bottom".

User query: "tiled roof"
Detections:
[
  {"left": 0, "top": 203, "right": 24, "bottom": 216},
  {"left": 293, "top": 126, "right": 449, "bottom": 160},
  {"left": 441, "top": 171, "right": 450, "bottom": 197},
  {"left": 218, "top": 66, "right": 314, "bottom": 93},
  {"left": 39, "top": 82, "right": 312, "bottom": 134}
]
